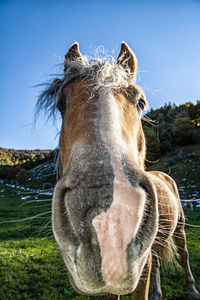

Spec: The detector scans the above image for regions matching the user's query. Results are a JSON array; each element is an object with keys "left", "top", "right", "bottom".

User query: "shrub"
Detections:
[{"left": 16, "top": 168, "right": 27, "bottom": 182}]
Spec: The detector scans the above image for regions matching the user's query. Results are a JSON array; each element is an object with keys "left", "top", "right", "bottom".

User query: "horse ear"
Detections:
[
  {"left": 117, "top": 42, "right": 137, "bottom": 82},
  {"left": 64, "top": 42, "right": 84, "bottom": 72}
]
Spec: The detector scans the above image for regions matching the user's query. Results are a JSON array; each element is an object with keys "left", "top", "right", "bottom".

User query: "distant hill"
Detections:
[
  {"left": 0, "top": 148, "right": 55, "bottom": 182},
  {"left": 0, "top": 147, "right": 52, "bottom": 167}
]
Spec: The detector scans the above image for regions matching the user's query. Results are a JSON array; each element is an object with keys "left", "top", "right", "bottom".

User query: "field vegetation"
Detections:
[{"left": 0, "top": 101, "right": 200, "bottom": 299}]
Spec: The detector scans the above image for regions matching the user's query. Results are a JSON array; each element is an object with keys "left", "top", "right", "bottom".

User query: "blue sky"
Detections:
[{"left": 1, "top": 0, "right": 200, "bottom": 150}]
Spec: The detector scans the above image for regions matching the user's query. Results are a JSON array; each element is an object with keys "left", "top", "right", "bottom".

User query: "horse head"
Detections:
[{"left": 43, "top": 42, "right": 159, "bottom": 295}]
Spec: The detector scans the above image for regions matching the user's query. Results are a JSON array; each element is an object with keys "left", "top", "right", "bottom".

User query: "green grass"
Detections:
[
  {"left": 159, "top": 213, "right": 200, "bottom": 300},
  {"left": 0, "top": 183, "right": 79, "bottom": 300},
  {"left": 0, "top": 178, "right": 200, "bottom": 299}
]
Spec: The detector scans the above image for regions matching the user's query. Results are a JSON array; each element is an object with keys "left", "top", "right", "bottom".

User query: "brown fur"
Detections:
[
  {"left": 59, "top": 79, "right": 96, "bottom": 173},
  {"left": 37, "top": 42, "right": 199, "bottom": 300}
]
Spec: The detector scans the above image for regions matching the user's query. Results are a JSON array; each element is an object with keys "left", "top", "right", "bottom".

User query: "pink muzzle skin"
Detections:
[{"left": 92, "top": 166, "right": 146, "bottom": 286}]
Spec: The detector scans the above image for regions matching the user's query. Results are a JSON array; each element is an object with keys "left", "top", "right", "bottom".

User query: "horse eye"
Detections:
[
  {"left": 57, "top": 101, "right": 63, "bottom": 112},
  {"left": 137, "top": 99, "right": 145, "bottom": 110},
  {"left": 57, "top": 98, "right": 65, "bottom": 114}
]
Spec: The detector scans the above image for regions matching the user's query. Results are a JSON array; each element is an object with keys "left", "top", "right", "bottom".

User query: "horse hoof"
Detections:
[
  {"left": 188, "top": 287, "right": 200, "bottom": 299},
  {"left": 150, "top": 293, "right": 162, "bottom": 300}
]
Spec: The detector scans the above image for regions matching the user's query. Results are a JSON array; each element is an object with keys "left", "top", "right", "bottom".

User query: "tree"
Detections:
[
  {"left": 174, "top": 113, "right": 194, "bottom": 146},
  {"left": 144, "top": 128, "right": 160, "bottom": 161},
  {"left": 16, "top": 168, "right": 27, "bottom": 182}
]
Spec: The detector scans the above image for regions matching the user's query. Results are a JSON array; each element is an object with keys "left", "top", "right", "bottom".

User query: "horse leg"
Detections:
[
  {"left": 133, "top": 252, "right": 152, "bottom": 300},
  {"left": 174, "top": 225, "right": 199, "bottom": 299},
  {"left": 150, "top": 254, "right": 162, "bottom": 300}
]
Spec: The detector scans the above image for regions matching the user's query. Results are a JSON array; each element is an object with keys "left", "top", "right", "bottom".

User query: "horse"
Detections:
[{"left": 36, "top": 42, "right": 199, "bottom": 299}]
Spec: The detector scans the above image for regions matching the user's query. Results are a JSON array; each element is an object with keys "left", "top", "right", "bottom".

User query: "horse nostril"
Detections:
[{"left": 64, "top": 186, "right": 73, "bottom": 193}]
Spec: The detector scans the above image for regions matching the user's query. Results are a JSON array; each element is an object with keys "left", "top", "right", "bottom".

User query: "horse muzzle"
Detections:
[{"left": 52, "top": 155, "right": 158, "bottom": 295}]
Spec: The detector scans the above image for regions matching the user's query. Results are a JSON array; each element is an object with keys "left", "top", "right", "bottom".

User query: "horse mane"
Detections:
[{"left": 35, "top": 55, "right": 134, "bottom": 120}]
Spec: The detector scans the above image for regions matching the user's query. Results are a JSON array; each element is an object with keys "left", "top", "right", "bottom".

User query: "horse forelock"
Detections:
[{"left": 35, "top": 56, "right": 134, "bottom": 120}]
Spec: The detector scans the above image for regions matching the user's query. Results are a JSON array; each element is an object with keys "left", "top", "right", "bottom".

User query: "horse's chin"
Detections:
[
  {"left": 69, "top": 274, "right": 139, "bottom": 296},
  {"left": 67, "top": 261, "right": 143, "bottom": 296},
  {"left": 57, "top": 236, "right": 150, "bottom": 296}
]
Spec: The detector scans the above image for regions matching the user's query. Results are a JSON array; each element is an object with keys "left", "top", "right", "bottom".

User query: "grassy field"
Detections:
[{"left": 0, "top": 173, "right": 200, "bottom": 299}]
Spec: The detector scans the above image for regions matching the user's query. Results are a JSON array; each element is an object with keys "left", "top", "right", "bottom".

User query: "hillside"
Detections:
[
  {"left": 0, "top": 147, "right": 52, "bottom": 167},
  {"left": 143, "top": 100, "right": 200, "bottom": 161},
  {"left": 0, "top": 148, "right": 56, "bottom": 184},
  {"left": 1, "top": 100, "right": 200, "bottom": 190},
  {"left": 0, "top": 145, "right": 200, "bottom": 204},
  {"left": 148, "top": 145, "right": 200, "bottom": 201}
]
